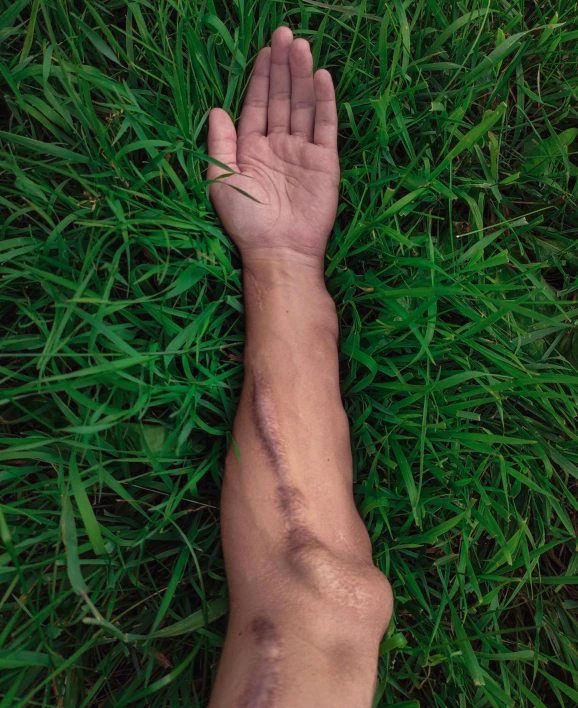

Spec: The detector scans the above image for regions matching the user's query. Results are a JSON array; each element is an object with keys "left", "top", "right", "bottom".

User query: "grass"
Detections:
[{"left": 1, "top": 0, "right": 578, "bottom": 705}]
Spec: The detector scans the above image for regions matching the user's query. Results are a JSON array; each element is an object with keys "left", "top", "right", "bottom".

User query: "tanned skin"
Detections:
[{"left": 207, "top": 26, "right": 394, "bottom": 708}]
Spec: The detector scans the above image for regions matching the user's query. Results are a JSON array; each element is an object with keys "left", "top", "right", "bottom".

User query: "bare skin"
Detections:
[{"left": 207, "top": 27, "right": 393, "bottom": 708}]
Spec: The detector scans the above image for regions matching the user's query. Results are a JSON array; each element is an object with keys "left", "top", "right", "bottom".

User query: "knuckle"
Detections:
[
  {"left": 270, "top": 90, "right": 291, "bottom": 101},
  {"left": 291, "top": 100, "right": 314, "bottom": 110},
  {"left": 245, "top": 98, "right": 268, "bottom": 109}
]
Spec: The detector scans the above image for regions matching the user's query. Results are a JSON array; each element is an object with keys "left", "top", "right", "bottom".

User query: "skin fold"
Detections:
[{"left": 207, "top": 26, "right": 393, "bottom": 708}]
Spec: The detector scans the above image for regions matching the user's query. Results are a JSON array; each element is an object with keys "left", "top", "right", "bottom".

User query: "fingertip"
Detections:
[
  {"left": 209, "top": 107, "right": 228, "bottom": 123},
  {"left": 256, "top": 46, "right": 272, "bottom": 62},
  {"left": 315, "top": 69, "right": 333, "bottom": 86},
  {"left": 314, "top": 69, "right": 335, "bottom": 97},
  {"left": 292, "top": 38, "right": 311, "bottom": 53},
  {"left": 251, "top": 46, "right": 272, "bottom": 78},
  {"left": 290, "top": 38, "right": 312, "bottom": 62},
  {"left": 272, "top": 26, "right": 293, "bottom": 44},
  {"left": 208, "top": 108, "right": 236, "bottom": 148},
  {"left": 314, "top": 68, "right": 332, "bottom": 82},
  {"left": 208, "top": 107, "right": 219, "bottom": 133},
  {"left": 271, "top": 26, "right": 293, "bottom": 63}
]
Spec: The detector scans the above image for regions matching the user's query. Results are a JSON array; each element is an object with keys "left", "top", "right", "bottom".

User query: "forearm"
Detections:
[
  {"left": 211, "top": 257, "right": 391, "bottom": 708},
  {"left": 224, "top": 255, "right": 370, "bottom": 574},
  {"left": 243, "top": 254, "right": 350, "bottom": 517}
]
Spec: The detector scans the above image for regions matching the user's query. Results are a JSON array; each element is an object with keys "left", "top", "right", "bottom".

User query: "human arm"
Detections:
[{"left": 207, "top": 27, "right": 393, "bottom": 708}]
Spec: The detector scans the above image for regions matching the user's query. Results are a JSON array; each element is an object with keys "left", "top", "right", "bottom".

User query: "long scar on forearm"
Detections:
[
  {"left": 235, "top": 372, "right": 323, "bottom": 707},
  {"left": 251, "top": 369, "right": 319, "bottom": 540},
  {"left": 251, "top": 370, "right": 378, "bottom": 609}
]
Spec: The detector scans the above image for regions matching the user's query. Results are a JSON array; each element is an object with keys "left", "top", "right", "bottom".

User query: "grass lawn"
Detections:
[{"left": 1, "top": 0, "right": 578, "bottom": 705}]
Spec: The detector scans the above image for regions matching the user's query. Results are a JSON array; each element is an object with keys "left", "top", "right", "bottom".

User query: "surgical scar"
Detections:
[
  {"left": 251, "top": 370, "right": 333, "bottom": 576},
  {"left": 251, "top": 370, "right": 306, "bottom": 529}
]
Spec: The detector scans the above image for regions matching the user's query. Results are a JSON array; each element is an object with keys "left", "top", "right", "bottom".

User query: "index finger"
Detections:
[
  {"left": 238, "top": 47, "right": 272, "bottom": 139},
  {"left": 313, "top": 69, "right": 338, "bottom": 152}
]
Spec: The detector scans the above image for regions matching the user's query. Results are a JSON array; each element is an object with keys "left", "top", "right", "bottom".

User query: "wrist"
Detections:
[
  {"left": 242, "top": 248, "right": 338, "bottom": 339},
  {"left": 242, "top": 247, "right": 327, "bottom": 289}
]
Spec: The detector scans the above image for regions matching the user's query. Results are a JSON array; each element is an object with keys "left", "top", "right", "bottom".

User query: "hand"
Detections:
[{"left": 207, "top": 27, "right": 340, "bottom": 267}]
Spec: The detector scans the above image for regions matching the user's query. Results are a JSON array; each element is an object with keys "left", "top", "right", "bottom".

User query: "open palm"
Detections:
[{"left": 208, "top": 27, "right": 340, "bottom": 264}]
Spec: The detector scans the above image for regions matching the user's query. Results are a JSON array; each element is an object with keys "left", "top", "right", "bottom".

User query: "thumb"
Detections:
[{"left": 207, "top": 108, "right": 238, "bottom": 182}]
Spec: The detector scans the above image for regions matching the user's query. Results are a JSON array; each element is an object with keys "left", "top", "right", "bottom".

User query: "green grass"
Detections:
[{"left": 1, "top": 0, "right": 578, "bottom": 705}]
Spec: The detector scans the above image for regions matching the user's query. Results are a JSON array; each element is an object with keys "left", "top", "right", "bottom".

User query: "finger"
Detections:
[
  {"left": 207, "top": 108, "right": 238, "bottom": 184},
  {"left": 238, "top": 47, "right": 271, "bottom": 139},
  {"left": 289, "top": 38, "right": 316, "bottom": 141},
  {"left": 313, "top": 69, "right": 338, "bottom": 151},
  {"left": 268, "top": 26, "right": 293, "bottom": 135}
]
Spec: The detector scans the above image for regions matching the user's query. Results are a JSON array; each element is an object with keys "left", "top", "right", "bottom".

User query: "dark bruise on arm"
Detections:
[{"left": 236, "top": 617, "right": 282, "bottom": 708}]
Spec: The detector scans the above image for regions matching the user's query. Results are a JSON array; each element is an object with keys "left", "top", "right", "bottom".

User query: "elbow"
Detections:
[{"left": 282, "top": 530, "right": 394, "bottom": 642}]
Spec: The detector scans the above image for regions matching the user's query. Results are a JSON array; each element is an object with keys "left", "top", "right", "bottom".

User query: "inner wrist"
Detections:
[
  {"left": 242, "top": 248, "right": 337, "bottom": 335},
  {"left": 242, "top": 247, "right": 327, "bottom": 290}
]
